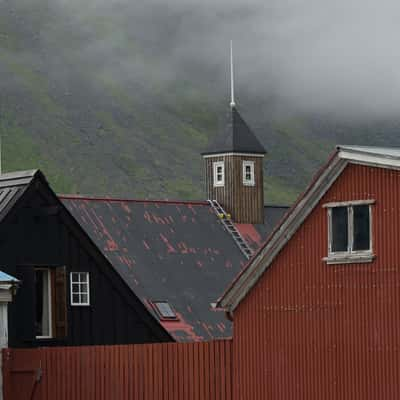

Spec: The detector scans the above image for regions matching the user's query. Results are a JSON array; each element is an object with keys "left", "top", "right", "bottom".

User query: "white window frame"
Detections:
[
  {"left": 213, "top": 161, "right": 225, "bottom": 187},
  {"left": 36, "top": 268, "right": 53, "bottom": 339},
  {"left": 242, "top": 161, "right": 255, "bottom": 186},
  {"left": 70, "top": 272, "right": 90, "bottom": 306},
  {"left": 324, "top": 200, "right": 374, "bottom": 264}
]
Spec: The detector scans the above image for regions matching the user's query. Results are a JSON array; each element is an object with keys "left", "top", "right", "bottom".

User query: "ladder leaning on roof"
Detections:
[{"left": 208, "top": 200, "right": 254, "bottom": 260}]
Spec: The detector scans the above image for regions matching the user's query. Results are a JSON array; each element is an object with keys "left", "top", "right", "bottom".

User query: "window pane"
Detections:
[
  {"left": 81, "top": 294, "right": 88, "bottom": 304},
  {"left": 35, "top": 270, "right": 44, "bottom": 336},
  {"left": 72, "top": 283, "right": 80, "bottom": 293},
  {"left": 331, "top": 207, "right": 348, "bottom": 252},
  {"left": 72, "top": 294, "right": 80, "bottom": 304},
  {"left": 35, "top": 270, "right": 51, "bottom": 337},
  {"left": 353, "top": 205, "right": 370, "bottom": 251},
  {"left": 71, "top": 272, "right": 79, "bottom": 283},
  {"left": 80, "top": 283, "right": 88, "bottom": 294}
]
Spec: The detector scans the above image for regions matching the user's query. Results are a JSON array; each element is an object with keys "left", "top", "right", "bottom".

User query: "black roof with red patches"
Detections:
[{"left": 61, "top": 196, "right": 287, "bottom": 342}]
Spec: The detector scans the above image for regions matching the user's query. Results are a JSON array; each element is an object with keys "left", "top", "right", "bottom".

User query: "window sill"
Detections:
[
  {"left": 323, "top": 253, "right": 375, "bottom": 265},
  {"left": 31, "top": 337, "right": 67, "bottom": 345}
]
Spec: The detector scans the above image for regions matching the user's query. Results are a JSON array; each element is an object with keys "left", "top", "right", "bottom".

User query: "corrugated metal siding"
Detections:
[
  {"left": 233, "top": 163, "right": 400, "bottom": 400},
  {"left": 3, "top": 340, "right": 233, "bottom": 400},
  {"left": 204, "top": 155, "right": 264, "bottom": 223}
]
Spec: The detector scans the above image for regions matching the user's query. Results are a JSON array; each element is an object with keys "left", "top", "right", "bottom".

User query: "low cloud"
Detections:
[{"left": 46, "top": 0, "right": 400, "bottom": 119}]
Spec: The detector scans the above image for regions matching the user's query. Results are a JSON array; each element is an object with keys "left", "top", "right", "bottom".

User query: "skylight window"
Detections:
[{"left": 153, "top": 301, "right": 177, "bottom": 320}]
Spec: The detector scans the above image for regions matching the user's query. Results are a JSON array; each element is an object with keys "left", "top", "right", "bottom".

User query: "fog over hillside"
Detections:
[
  {"left": 53, "top": 0, "right": 400, "bottom": 118},
  {"left": 1, "top": 0, "right": 400, "bottom": 202}
]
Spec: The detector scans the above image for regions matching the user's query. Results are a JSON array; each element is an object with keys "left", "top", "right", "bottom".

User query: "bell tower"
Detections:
[
  {"left": 202, "top": 42, "right": 267, "bottom": 224},
  {"left": 202, "top": 106, "right": 266, "bottom": 223}
]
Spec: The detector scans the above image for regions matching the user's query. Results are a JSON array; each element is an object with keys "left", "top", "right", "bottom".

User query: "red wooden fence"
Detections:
[{"left": 2, "top": 340, "right": 232, "bottom": 400}]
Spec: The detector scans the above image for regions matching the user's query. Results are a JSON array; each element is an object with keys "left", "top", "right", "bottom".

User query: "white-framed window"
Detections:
[
  {"left": 35, "top": 268, "right": 52, "bottom": 339},
  {"left": 324, "top": 200, "right": 374, "bottom": 264},
  {"left": 213, "top": 161, "right": 225, "bottom": 187},
  {"left": 242, "top": 161, "right": 255, "bottom": 186},
  {"left": 70, "top": 272, "right": 90, "bottom": 306}
]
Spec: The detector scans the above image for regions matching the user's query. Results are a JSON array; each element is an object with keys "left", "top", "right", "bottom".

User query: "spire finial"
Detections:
[{"left": 230, "top": 40, "right": 236, "bottom": 108}]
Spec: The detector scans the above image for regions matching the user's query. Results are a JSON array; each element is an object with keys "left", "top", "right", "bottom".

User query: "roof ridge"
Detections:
[
  {"left": 59, "top": 194, "right": 209, "bottom": 206},
  {"left": 0, "top": 169, "right": 38, "bottom": 182}
]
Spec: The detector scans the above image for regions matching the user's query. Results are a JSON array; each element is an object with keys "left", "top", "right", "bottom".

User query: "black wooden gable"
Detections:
[{"left": 0, "top": 170, "right": 171, "bottom": 347}]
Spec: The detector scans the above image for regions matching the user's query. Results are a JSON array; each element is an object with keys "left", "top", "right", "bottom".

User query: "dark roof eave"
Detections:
[{"left": 201, "top": 150, "right": 267, "bottom": 157}]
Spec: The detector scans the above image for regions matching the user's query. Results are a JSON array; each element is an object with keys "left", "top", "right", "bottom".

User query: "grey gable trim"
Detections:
[
  {"left": 338, "top": 148, "right": 400, "bottom": 169},
  {"left": 218, "top": 154, "right": 347, "bottom": 311},
  {"left": 218, "top": 145, "right": 400, "bottom": 313}
]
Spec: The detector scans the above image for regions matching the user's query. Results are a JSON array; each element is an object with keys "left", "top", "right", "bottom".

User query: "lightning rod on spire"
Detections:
[{"left": 230, "top": 40, "right": 236, "bottom": 108}]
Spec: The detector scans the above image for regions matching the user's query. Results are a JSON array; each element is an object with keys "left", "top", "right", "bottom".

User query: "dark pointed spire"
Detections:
[
  {"left": 202, "top": 106, "right": 267, "bottom": 156},
  {"left": 202, "top": 41, "right": 266, "bottom": 156}
]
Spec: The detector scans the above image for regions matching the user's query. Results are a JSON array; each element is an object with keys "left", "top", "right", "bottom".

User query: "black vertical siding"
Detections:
[{"left": 0, "top": 180, "right": 171, "bottom": 348}]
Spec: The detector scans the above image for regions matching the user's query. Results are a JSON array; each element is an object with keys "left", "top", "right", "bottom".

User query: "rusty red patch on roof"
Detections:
[
  {"left": 235, "top": 223, "right": 263, "bottom": 248},
  {"left": 160, "top": 312, "right": 204, "bottom": 342}
]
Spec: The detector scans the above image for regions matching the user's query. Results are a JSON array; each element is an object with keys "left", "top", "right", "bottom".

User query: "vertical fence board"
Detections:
[{"left": 3, "top": 340, "right": 233, "bottom": 400}]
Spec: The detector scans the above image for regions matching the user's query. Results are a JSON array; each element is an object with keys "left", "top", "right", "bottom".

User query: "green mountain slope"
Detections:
[{"left": 1, "top": 0, "right": 400, "bottom": 205}]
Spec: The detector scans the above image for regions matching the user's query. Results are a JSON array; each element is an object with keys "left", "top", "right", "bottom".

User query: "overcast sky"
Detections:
[{"left": 53, "top": 0, "right": 400, "bottom": 119}]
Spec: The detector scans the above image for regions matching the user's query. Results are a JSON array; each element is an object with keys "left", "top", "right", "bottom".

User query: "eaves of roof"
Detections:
[
  {"left": 0, "top": 169, "right": 41, "bottom": 223},
  {"left": 58, "top": 195, "right": 208, "bottom": 206},
  {"left": 0, "top": 270, "right": 19, "bottom": 283}
]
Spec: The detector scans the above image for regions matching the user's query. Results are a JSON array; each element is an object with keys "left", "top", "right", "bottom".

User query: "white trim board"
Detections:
[
  {"left": 338, "top": 150, "right": 400, "bottom": 169},
  {"left": 322, "top": 199, "right": 375, "bottom": 208},
  {"left": 218, "top": 145, "right": 400, "bottom": 313},
  {"left": 202, "top": 152, "right": 265, "bottom": 159}
]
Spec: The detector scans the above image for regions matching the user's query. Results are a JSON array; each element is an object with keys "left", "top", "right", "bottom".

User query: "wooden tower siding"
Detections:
[
  {"left": 233, "top": 163, "right": 400, "bottom": 400},
  {"left": 204, "top": 155, "right": 264, "bottom": 224}
]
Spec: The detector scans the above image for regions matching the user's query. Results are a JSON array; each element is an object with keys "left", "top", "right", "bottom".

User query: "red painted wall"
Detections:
[{"left": 233, "top": 164, "right": 400, "bottom": 400}]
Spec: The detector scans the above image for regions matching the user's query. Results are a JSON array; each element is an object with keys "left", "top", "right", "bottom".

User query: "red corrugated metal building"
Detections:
[{"left": 218, "top": 146, "right": 400, "bottom": 400}]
